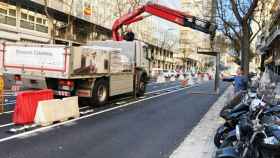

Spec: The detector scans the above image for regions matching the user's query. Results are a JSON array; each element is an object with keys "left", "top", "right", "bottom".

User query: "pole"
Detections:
[
  {"left": 210, "top": 0, "right": 219, "bottom": 94},
  {"left": 215, "top": 53, "right": 220, "bottom": 94}
]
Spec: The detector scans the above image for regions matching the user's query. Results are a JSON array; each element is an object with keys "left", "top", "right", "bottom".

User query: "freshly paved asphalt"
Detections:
[{"left": 0, "top": 81, "right": 229, "bottom": 158}]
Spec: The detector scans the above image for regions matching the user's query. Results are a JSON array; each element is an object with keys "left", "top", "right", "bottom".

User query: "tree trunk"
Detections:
[{"left": 241, "top": 24, "right": 250, "bottom": 76}]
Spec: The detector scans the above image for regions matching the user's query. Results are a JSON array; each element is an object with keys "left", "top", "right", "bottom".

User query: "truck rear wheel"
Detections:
[
  {"left": 136, "top": 76, "right": 146, "bottom": 97},
  {"left": 91, "top": 79, "right": 109, "bottom": 106}
]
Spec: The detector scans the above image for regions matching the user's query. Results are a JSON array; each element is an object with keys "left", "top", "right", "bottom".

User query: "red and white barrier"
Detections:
[{"left": 13, "top": 89, "right": 54, "bottom": 125}]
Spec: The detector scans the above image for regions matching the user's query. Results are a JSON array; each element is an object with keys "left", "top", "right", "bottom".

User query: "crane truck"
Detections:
[{"left": 0, "top": 2, "right": 216, "bottom": 106}]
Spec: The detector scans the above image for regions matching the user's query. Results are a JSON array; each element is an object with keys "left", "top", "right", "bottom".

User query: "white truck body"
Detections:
[{"left": 0, "top": 41, "right": 149, "bottom": 102}]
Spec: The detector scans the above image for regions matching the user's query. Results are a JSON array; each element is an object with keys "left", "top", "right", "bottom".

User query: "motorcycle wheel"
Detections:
[
  {"left": 220, "top": 137, "right": 237, "bottom": 148},
  {"left": 214, "top": 132, "right": 223, "bottom": 148}
]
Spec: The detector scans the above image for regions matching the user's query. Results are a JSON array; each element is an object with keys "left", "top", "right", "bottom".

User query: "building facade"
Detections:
[
  {"left": 179, "top": 0, "right": 215, "bottom": 71},
  {"left": 0, "top": 0, "right": 180, "bottom": 74},
  {"left": 256, "top": 0, "right": 280, "bottom": 74}
]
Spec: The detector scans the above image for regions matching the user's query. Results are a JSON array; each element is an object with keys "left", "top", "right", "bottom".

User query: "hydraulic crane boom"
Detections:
[{"left": 112, "top": 2, "right": 217, "bottom": 41}]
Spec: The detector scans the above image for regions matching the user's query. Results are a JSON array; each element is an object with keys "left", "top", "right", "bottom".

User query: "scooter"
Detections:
[
  {"left": 214, "top": 92, "right": 256, "bottom": 148},
  {"left": 214, "top": 103, "right": 249, "bottom": 148},
  {"left": 216, "top": 102, "right": 280, "bottom": 158}
]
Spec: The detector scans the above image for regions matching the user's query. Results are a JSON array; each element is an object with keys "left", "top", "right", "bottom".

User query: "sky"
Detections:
[
  {"left": 159, "top": 0, "right": 181, "bottom": 9},
  {"left": 155, "top": 0, "right": 182, "bottom": 36},
  {"left": 150, "top": 0, "right": 181, "bottom": 48}
]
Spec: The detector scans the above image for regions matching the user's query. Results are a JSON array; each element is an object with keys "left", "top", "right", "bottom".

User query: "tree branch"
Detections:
[
  {"left": 243, "top": 0, "right": 259, "bottom": 21},
  {"left": 249, "top": 16, "right": 261, "bottom": 43},
  {"left": 216, "top": 0, "right": 241, "bottom": 40},
  {"left": 230, "top": 0, "right": 243, "bottom": 24}
]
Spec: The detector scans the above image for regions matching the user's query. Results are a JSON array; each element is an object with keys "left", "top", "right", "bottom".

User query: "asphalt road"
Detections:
[{"left": 0, "top": 80, "right": 229, "bottom": 158}]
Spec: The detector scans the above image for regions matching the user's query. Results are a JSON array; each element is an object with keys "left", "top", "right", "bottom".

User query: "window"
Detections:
[
  {"left": 35, "top": 16, "right": 48, "bottom": 33},
  {"left": 0, "top": 8, "right": 7, "bottom": 14},
  {"left": 20, "top": 9, "right": 48, "bottom": 33},
  {"left": 36, "top": 17, "right": 42, "bottom": 23},
  {"left": 8, "top": 9, "right": 16, "bottom": 16},
  {"left": 0, "top": 4, "right": 16, "bottom": 26},
  {"left": 28, "top": 15, "right": 34, "bottom": 22},
  {"left": 21, "top": 13, "right": 27, "bottom": 20},
  {"left": 20, "top": 11, "right": 35, "bottom": 30}
]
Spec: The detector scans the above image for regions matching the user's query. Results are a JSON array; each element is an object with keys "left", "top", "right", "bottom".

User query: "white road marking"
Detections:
[
  {"left": 79, "top": 106, "right": 90, "bottom": 110},
  {"left": 0, "top": 123, "right": 14, "bottom": 128},
  {"left": 147, "top": 80, "right": 177, "bottom": 86},
  {"left": 0, "top": 84, "right": 197, "bottom": 143},
  {"left": 145, "top": 85, "right": 181, "bottom": 95},
  {"left": 0, "top": 110, "right": 13, "bottom": 115},
  {"left": 3, "top": 103, "right": 16, "bottom": 105}
]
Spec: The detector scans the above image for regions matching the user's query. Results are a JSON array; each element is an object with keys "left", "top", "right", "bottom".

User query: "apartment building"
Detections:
[{"left": 256, "top": 0, "right": 280, "bottom": 73}]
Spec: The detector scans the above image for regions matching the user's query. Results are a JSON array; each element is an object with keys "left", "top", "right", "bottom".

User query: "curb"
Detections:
[{"left": 169, "top": 86, "right": 233, "bottom": 158}]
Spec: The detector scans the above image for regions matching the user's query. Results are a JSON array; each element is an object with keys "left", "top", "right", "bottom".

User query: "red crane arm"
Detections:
[{"left": 112, "top": 2, "right": 216, "bottom": 41}]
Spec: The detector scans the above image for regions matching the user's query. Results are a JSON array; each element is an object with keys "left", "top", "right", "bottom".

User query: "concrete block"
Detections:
[
  {"left": 34, "top": 97, "right": 80, "bottom": 126},
  {"left": 34, "top": 99, "right": 61, "bottom": 126},
  {"left": 62, "top": 96, "right": 80, "bottom": 119}
]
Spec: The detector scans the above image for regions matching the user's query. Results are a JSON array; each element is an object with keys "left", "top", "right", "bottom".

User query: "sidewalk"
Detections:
[{"left": 170, "top": 86, "right": 233, "bottom": 158}]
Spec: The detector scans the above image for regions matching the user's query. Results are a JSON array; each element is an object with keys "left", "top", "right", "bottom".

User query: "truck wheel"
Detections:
[
  {"left": 136, "top": 76, "right": 146, "bottom": 97},
  {"left": 91, "top": 79, "right": 109, "bottom": 106}
]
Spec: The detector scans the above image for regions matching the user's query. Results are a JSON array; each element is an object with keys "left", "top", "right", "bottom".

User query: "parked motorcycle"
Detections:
[
  {"left": 216, "top": 98, "right": 280, "bottom": 158},
  {"left": 214, "top": 91, "right": 257, "bottom": 148}
]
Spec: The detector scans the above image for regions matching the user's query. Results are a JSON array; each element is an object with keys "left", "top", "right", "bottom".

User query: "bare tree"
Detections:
[{"left": 216, "top": 0, "right": 271, "bottom": 75}]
